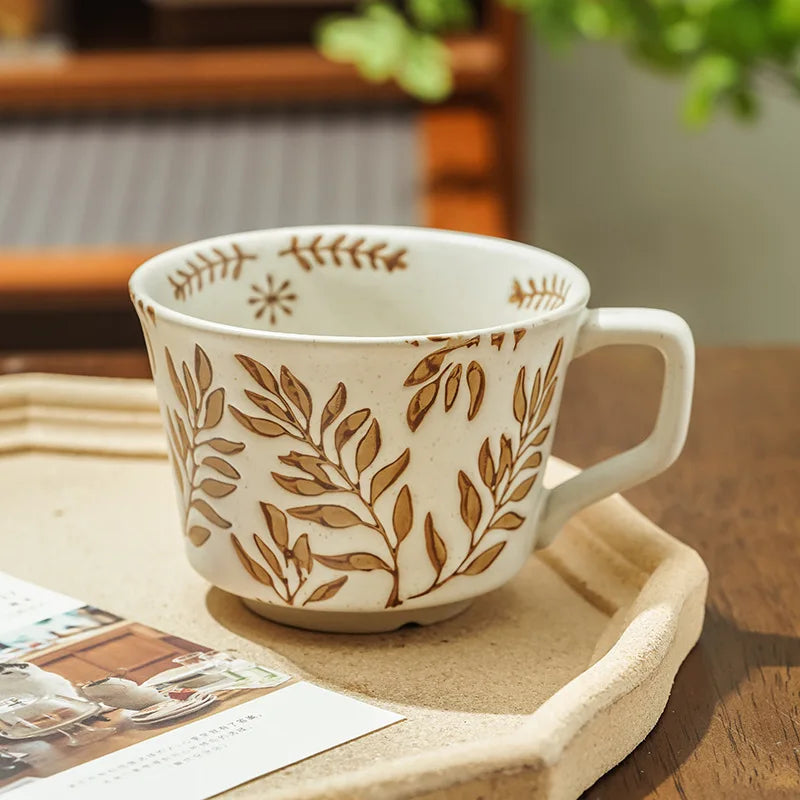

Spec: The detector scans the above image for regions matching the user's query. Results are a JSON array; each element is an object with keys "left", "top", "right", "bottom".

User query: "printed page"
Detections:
[{"left": 0, "top": 572, "right": 402, "bottom": 797}]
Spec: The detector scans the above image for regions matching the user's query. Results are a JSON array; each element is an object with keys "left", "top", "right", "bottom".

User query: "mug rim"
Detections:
[{"left": 129, "top": 224, "right": 592, "bottom": 344}]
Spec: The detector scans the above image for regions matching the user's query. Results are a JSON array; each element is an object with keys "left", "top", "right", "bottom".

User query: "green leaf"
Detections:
[
  {"left": 683, "top": 53, "right": 740, "bottom": 127},
  {"left": 771, "top": 0, "right": 800, "bottom": 36},
  {"left": 664, "top": 21, "right": 703, "bottom": 54},
  {"left": 397, "top": 33, "right": 452, "bottom": 102},
  {"left": 408, "top": 0, "right": 473, "bottom": 32},
  {"left": 573, "top": 0, "right": 610, "bottom": 40},
  {"left": 317, "top": 3, "right": 407, "bottom": 82}
]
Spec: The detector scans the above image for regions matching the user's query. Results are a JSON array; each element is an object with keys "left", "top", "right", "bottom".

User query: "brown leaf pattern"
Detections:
[
  {"left": 401, "top": 330, "right": 532, "bottom": 432},
  {"left": 230, "top": 358, "right": 412, "bottom": 608},
  {"left": 508, "top": 275, "right": 571, "bottom": 311},
  {"left": 226, "top": 338, "right": 563, "bottom": 608},
  {"left": 411, "top": 337, "right": 564, "bottom": 599},
  {"left": 278, "top": 234, "right": 408, "bottom": 273},
  {"left": 305, "top": 576, "right": 348, "bottom": 604},
  {"left": 168, "top": 243, "right": 258, "bottom": 301},
  {"left": 466, "top": 362, "right": 486, "bottom": 421},
  {"left": 230, "top": 504, "right": 316, "bottom": 604},
  {"left": 165, "top": 345, "right": 243, "bottom": 548}
]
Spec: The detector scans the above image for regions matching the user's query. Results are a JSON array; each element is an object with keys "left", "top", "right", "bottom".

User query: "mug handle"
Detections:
[{"left": 536, "top": 307, "right": 695, "bottom": 548}]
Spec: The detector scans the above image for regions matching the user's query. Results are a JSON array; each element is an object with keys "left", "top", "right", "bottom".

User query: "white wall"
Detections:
[{"left": 525, "top": 37, "right": 800, "bottom": 344}]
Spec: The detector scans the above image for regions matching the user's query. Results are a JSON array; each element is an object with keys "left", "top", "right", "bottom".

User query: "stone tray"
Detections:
[{"left": 0, "top": 374, "right": 708, "bottom": 799}]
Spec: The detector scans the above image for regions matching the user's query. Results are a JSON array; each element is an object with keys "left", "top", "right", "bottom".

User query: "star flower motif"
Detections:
[{"left": 248, "top": 274, "right": 297, "bottom": 325}]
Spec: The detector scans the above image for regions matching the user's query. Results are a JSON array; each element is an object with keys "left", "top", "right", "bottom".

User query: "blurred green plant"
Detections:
[{"left": 316, "top": 0, "right": 800, "bottom": 125}]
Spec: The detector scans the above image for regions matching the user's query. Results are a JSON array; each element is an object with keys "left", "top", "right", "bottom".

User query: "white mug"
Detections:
[{"left": 130, "top": 226, "right": 694, "bottom": 633}]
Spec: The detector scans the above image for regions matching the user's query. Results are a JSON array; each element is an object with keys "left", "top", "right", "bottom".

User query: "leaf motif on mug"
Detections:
[
  {"left": 199, "top": 478, "right": 237, "bottom": 498},
  {"left": 194, "top": 344, "right": 213, "bottom": 393},
  {"left": 466, "top": 361, "right": 486, "bottom": 420},
  {"left": 334, "top": 409, "right": 370, "bottom": 453},
  {"left": 165, "top": 348, "right": 188, "bottom": 411},
  {"left": 244, "top": 391, "right": 294, "bottom": 424},
  {"left": 424, "top": 513, "right": 447, "bottom": 578},
  {"left": 182, "top": 362, "right": 198, "bottom": 412},
  {"left": 229, "top": 406, "right": 289, "bottom": 437},
  {"left": 521, "top": 451, "right": 542, "bottom": 470},
  {"left": 203, "top": 388, "right": 225, "bottom": 428},
  {"left": 369, "top": 448, "right": 410, "bottom": 504},
  {"left": 271, "top": 473, "right": 340, "bottom": 496},
  {"left": 304, "top": 576, "right": 348, "bottom": 604},
  {"left": 168, "top": 243, "right": 257, "bottom": 301},
  {"left": 192, "top": 498, "right": 231, "bottom": 529},
  {"left": 404, "top": 350, "right": 446, "bottom": 386},
  {"left": 292, "top": 533, "right": 313, "bottom": 573},
  {"left": 444, "top": 364, "right": 462, "bottom": 411},
  {"left": 497, "top": 435, "right": 512, "bottom": 485},
  {"left": 528, "top": 368, "right": 542, "bottom": 423},
  {"left": 188, "top": 526, "right": 211, "bottom": 547},
  {"left": 260, "top": 502, "right": 289, "bottom": 549},
  {"left": 491, "top": 333, "right": 505, "bottom": 350},
  {"left": 478, "top": 438, "right": 495, "bottom": 489},
  {"left": 534, "top": 383, "right": 557, "bottom": 428},
  {"left": 165, "top": 346, "right": 242, "bottom": 548},
  {"left": 231, "top": 534, "right": 275, "bottom": 588},
  {"left": 206, "top": 438, "right": 245, "bottom": 455},
  {"left": 513, "top": 367, "right": 527, "bottom": 423},
  {"left": 320, "top": 383, "right": 347, "bottom": 432},
  {"left": 278, "top": 452, "right": 330, "bottom": 483},
  {"left": 280, "top": 366, "right": 312, "bottom": 421},
  {"left": 355, "top": 419, "right": 381, "bottom": 475},
  {"left": 202, "top": 456, "right": 241, "bottom": 480},
  {"left": 173, "top": 413, "right": 190, "bottom": 458},
  {"left": 392, "top": 485, "right": 413, "bottom": 544},
  {"left": 313, "top": 552, "right": 392, "bottom": 571},
  {"left": 458, "top": 471, "right": 482, "bottom": 533},
  {"left": 530, "top": 425, "right": 551, "bottom": 447},
  {"left": 490, "top": 512, "right": 525, "bottom": 531},
  {"left": 288, "top": 504, "right": 370, "bottom": 529},
  {"left": 235, "top": 354, "right": 280, "bottom": 395},
  {"left": 407, "top": 381, "right": 439, "bottom": 432},
  {"left": 508, "top": 475, "right": 538, "bottom": 502},
  {"left": 463, "top": 541, "right": 506, "bottom": 575},
  {"left": 545, "top": 337, "right": 564, "bottom": 388},
  {"left": 253, "top": 534, "right": 283, "bottom": 576}
]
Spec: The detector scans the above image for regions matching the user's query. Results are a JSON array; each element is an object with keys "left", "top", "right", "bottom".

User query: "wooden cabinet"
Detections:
[{"left": 33, "top": 623, "right": 210, "bottom": 684}]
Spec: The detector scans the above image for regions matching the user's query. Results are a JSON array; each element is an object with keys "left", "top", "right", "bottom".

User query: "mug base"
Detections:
[{"left": 240, "top": 597, "right": 473, "bottom": 633}]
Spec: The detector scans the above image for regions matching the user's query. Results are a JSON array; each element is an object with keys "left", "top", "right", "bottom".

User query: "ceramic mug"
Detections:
[{"left": 130, "top": 225, "right": 694, "bottom": 633}]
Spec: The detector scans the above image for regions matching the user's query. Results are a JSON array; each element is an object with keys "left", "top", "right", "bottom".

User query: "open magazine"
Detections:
[{"left": 0, "top": 571, "right": 402, "bottom": 799}]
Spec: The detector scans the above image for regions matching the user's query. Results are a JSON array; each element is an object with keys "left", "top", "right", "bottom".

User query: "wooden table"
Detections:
[{"left": 2, "top": 346, "right": 798, "bottom": 798}]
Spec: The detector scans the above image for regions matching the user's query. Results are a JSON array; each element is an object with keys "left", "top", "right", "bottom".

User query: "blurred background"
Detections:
[{"left": 0, "top": 0, "right": 797, "bottom": 351}]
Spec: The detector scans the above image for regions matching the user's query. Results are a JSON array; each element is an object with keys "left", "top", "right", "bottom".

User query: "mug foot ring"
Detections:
[{"left": 240, "top": 597, "right": 473, "bottom": 633}]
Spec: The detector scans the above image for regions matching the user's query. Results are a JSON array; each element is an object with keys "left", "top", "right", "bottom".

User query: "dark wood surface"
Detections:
[{"left": 2, "top": 346, "right": 798, "bottom": 798}]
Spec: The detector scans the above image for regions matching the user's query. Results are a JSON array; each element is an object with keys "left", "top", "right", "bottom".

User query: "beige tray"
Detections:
[{"left": 0, "top": 374, "right": 708, "bottom": 800}]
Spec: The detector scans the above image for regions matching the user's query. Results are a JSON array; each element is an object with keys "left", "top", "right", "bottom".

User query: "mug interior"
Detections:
[{"left": 131, "top": 226, "right": 590, "bottom": 338}]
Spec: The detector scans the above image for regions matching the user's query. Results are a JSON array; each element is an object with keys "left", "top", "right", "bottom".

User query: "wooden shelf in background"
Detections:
[
  {"left": 0, "top": 248, "right": 161, "bottom": 309},
  {"left": 421, "top": 107, "right": 508, "bottom": 238},
  {"left": 0, "top": 37, "right": 501, "bottom": 110}
]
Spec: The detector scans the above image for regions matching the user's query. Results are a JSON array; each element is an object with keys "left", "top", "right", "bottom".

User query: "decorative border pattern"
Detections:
[
  {"left": 509, "top": 275, "right": 571, "bottom": 312},
  {"left": 248, "top": 274, "right": 298, "bottom": 324},
  {"left": 278, "top": 234, "right": 407, "bottom": 273},
  {"left": 168, "top": 243, "right": 258, "bottom": 301}
]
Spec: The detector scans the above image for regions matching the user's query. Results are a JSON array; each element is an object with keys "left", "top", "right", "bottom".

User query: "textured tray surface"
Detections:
[{"left": 0, "top": 374, "right": 708, "bottom": 799}]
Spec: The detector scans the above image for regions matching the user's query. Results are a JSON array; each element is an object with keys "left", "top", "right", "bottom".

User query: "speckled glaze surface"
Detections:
[{"left": 129, "top": 225, "right": 695, "bottom": 632}]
